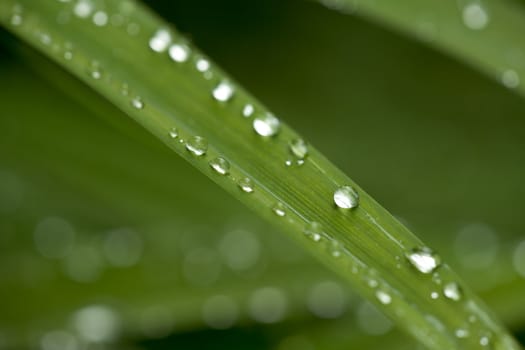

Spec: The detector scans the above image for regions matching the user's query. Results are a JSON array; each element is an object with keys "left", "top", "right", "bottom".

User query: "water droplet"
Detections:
[
  {"left": 196, "top": 58, "right": 210, "bottom": 72},
  {"left": 131, "top": 97, "right": 144, "bottom": 110},
  {"left": 92, "top": 11, "right": 108, "bottom": 26},
  {"left": 90, "top": 68, "right": 102, "bottom": 80},
  {"left": 285, "top": 160, "right": 293, "bottom": 167},
  {"left": 304, "top": 222, "right": 323, "bottom": 242},
  {"left": 430, "top": 291, "right": 439, "bottom": 299},
  {"left": 242, "top": 104, "right": 254, "bottom": 117},
  {"left": 333, "top": 185, "right": 359, "bottom": 209},
  {"left": 501, "top": 69, "right": 520, "bottom": 89},
  {"left": 10, "top": 13, "right": 22, "bottom": 26},
  {"left": 272, "top": 202, "right": 286, "bottom": 217},
  {"left": 328, "top": 240, "right": 343, "bottom": 258},
  {"left": 253, "top": 113, "right": 280, "bottom": 137},
  {"left": 462, "top": 3, "right": 489, "bottom": 30},
  {"left": 169, "top": 43, "right": 190, "bottom": 63},
  {"left": 168, "top": 127, "right": 178, "bottom": 139},
  {"left": 149, "top": 28, "right": 171, "bottom": 53},
  {"left": 406, "top": 247, "right": 441, "bottom": 274},
  {"left": 73, "top": 0, "right": 93, "bottom": 18},
  {"left": 209, "top": 157, "right": 230, "bottom": 175},
  {"left": 455, "top": 328, "right": 469, "bottom": 339},
  {"left": 185, "top": 136, "right": 208, "bottom": 156},
  {"left": 212, "top": 81, "right": 234, "bottom": 102},
  {"left": 238, "top": 177, "right": 254, "bottom": 193},
  {"left": 39, "top": 32, "right": 52, "bottom": 46},
  {"left": 289, "top": 138, "right": 308, "bottom": 159},
  {"left": 480, "top": 334, "right": 492, "bottom": 347},
  {"left": 375, "top": 290, "right": 392, "bottom": 305},
  {"left": 443, "top": 282, "right": 462, "bottom": 301}
]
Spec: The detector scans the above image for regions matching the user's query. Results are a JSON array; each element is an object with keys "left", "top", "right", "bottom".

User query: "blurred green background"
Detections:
[{"left": 1, "top": 0, "right": 525, "bottom": 349}]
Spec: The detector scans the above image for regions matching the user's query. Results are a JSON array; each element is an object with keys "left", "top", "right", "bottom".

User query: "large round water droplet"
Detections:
[
  {"left": 209, "top": 157, "right": 230, "bottom": 175},
  {"left": 406, "top": 247, "right": 441, "bottom": 274},
  {"left": 186, "top": 136, "right": 208, "bottom": 156},
  {"left": 212, "top": 82, "right": 234, "bottom": 102},
  {"left": 443, "top": 282, "right": 462, "bottom": 301},
  {"left": 289, "top": 139, "right": 308, "bottom": 159},
  {"left": 238, "top": 178, "right": 254, "bottom": 193},
  {"left": 333, "top": 186, "right": 359, "bottom": 209},
  {"left": 253, "top": 113, "right": 280, "bottom": 137}
]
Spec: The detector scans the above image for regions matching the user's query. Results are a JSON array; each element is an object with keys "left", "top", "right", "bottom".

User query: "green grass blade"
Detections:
[
  {"left": 0, "top": 1, "right": 520, "bottom": 349},
  {"left": 319, "top": 0, "right": 525, "bottom": 95}
]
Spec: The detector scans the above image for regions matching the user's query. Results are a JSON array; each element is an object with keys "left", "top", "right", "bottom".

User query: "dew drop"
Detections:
[
  {"left": 253, "top": 113, "right": 280, "bottom": 137},
  {"left": 462, "top": 2, "right": 489, "bottom": 30},
  {"left": 333, "top": 185, "right": 359, "bottom": 209},
  {"left": 328, "top": 240, "right": 343, "bottom": 258},
  {"left": 272, "top": 202, "right": 286, "bottom": 217},
  {"left": 92, "top": 11, "right": 108, "bottom": 26},
  {"left": 212, "top": 81, "right": 234, "bottom": 102},
  {"left": 304, "top": 222, "right": 323, "bottom": 242},
  {"left": 238, "top": 178, "right": 254, "bottom": 193},
  {"left": 73, "top": 0, "right": 93, "bottom": 18},
  {"left": 289, "top": 138, "right": 308, "bottom": 159},
  {"left": 501, "top": 69, "right": 520, "bottom": 89},
  {"left": 406, "top": 247, "right": 441, "bottom": 274},
  {"left": 242, "top": 104, "right": 254, "bottom": 117},
  {"left": 443, "top": 282, "right": 462, "bottom": 301},
  {"left": 375, "top": 290, "right": 392, "bottom": 305},
  {"left": 196, "top": 58, "right": 210, "bottom": 72},
  {"left": 169, "top": 43, "right": 190, "bottom": 63},
  {"left": 185, "top": 136, "right": 208, "bottom": 157},
  {"left": 209, "top": 157, "right": 230, "bottom": 175},
  {"left": 168, "top": 127, "right": 178, "bottom": 139},
  {"left": 455, "top": 328, "right": 469, "bottom": 339},
  {"left": 149, "top": 28, "right": 171, "bottom": 53},
  {"left": 285, "top": 160, "right": 293, "bottom": 167},
  {"left": 131, "top": 97, "right": 144, "bottom": 110},
  {"left": 430, "top": 291, "right": 439, "bottom": 300}
]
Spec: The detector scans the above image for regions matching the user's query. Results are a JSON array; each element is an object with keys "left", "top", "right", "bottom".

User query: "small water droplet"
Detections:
[
  {"left": 289, "top": 138, "right": 308, "bottom": 159},
  {"left": 501, "top": 69, "right": 520, "bottom": 89},
  {"left": 238, "top": 177, "right": 254, "bottom": 193},
  {"left": 149, "top": 28, "right": 171, "bottom": 53},
  {"left": 74, "top": 0, "right": 93, "bottom": 18},
  {"left": 480, "top": 334, "right": 492, "bottom": 347},
  {"left": 212, "top": 81, "right": 234, "bottom": 102},
  {"left": 455, "top": 328, "right": 469, "bottom": 339},
  {"left": 169, "top": 43, "right": 190, "bottom": 63},
  {"left": 430, "top": 291, "right": 439, "bottom": 300},
  {"left": 272, "top": 202, "right": 286, "bottom": 217},
  {"left": 285, "top": 160, "right": 293, "bottom": 167},
  {"left": 209, "top": 157, "right": 230, "bottom": 175},
  {"left": 39, "top": 32, "right": 52, "bottom": 46},
  {"left": 443, "top": 282, "right": 462, "bottom": 301},
  {"left": 131, "top": 97, "right": 144, "bottom": 110},
  {"left": 406, "top": 247, "right": 441, "bottom": 274},
  {"left": 185, "top": 136, "right": 208, "bottom": 156},
  {"left": 304, "top": 222, "right": 323, "bottom": 242},
  {"left": 253, "top": 113, "right": 280, "bottom": 137},
  {"left": 168, "top": 127, "right": 178, "bottom": 139},
  {"left": 64, "top": 51, "right": 73, "bottom": 60},
  {"left": 333, "top": 185, "right": 359, "bottom": 209},
  {"left": 462, "top": 2, "right": 489, "bottom": 30},
  {"left": 328, "top": 240, "right": 343, "bottom": 258},
  {"left": 10, "top": 13, "right": 22, "bottom": 26},
  {"left": 242, "top": 104, "right": 254, "bottom": 117},
  {"left": 196, "top": 58, "right": 210, "bottom": 72},
  {"left": 92, "top": 11, "right": 108, "bottom": 26},
  {"left": 375, "top": 290, "right": 392, "bottom": 305}
]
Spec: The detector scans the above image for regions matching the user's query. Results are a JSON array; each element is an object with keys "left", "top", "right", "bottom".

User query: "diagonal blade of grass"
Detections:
[{"left": 0, "top": 1, "right": 520, "bottom": 349}]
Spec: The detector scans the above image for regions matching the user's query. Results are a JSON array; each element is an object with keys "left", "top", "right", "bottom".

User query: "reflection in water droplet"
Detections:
[
  {"left": 406, "top": 247, "right": 441, "bottom": 274},
  {"left": 333, "top": 186, "right": 359, "bottom": 209},
  {"left": 202, "top": 295, "right": 239, "bottom": 329},
  {"left": 73, "top": 305, "right": 120, "bottom": 343},
  {"left": 131, "top": 97, "right": 144, "bottom": 109},
  {"left": 243, "top": 104, "right": 254, "bottom": 117},
  {"left": 289, "top": 139, "right": 308, "bottom": 159},
  {"left": 375, "top": 290, "right": 392, "bottom": 305},
  {"left": 253, "top": 113, "right": 280, "bottom": 137},
  {"left": 212, "top": 81, "right": 234, "bottom": 102},
  {"left": 307, "top": 281, "right": 347, "bottom": 318},
  {"left": 443, "top": 282, "right": 462, "bottom": 301},
  {"left": 169, "top": 43, "right": 190, "bottom": 63},
  {"left": 209, "top": 157, "right": 230, "bottom": 175},
  {"left": 462, "top": 3, "right": 489, "bottom": 30},
  {"left": 304, "top": 222, "right": 323, "bottom": 242},
  {"left": 186, "top": 136, "right": 208, "bottom": 156},
  {"left": 272, "top": 202, "right": 286, "bottom": 217},
  {"left": 238, "top": 177, "right": 254, "bottom": 193},
  {"left": 149, "top": 28, "right": 171, "bottom": 53},
  {"left": 501, "top": 69, "right": 520, "bottom": 89},
  {"left": 249, "top": 287, "right": 287, "bottom": 323}
]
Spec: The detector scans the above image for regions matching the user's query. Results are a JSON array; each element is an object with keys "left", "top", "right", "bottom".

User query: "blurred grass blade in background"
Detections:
[{"left": 0, "top": 0, "right": 522, "bottom": 349}]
